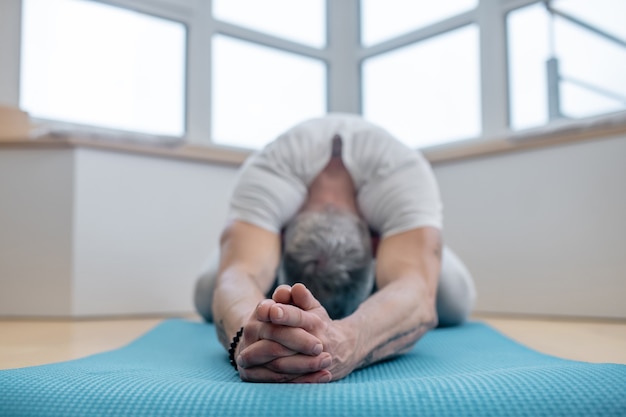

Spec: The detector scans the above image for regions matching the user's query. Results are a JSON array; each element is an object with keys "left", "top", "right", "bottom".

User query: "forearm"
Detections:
[
  {"left": 341, "top": 276, "right": 437, "bottom": 370},
  {"left": 211, "top": 221, "right": 281, "bottom": 350},
  {"left": 341, "top": 227, "right": 441, "bottom": 369},
  {"left": 212, "top": 267, "right": 269, "bottom": 350}
]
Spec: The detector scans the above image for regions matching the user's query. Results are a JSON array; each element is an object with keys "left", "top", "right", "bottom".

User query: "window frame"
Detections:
[
  {"left": 14, "top": 0, "right": 192, "bottom": 143},
  {"left": 0, "top": 0, "right": 624, "bottom": 161}
]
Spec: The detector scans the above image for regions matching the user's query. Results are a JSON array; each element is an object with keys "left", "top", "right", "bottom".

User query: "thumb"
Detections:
[
  {"left": 291, "top": 283, "right": 323, "bottom": 311},
  {"left": 272, "top": 284, "right": 293, "bottom": 304}
]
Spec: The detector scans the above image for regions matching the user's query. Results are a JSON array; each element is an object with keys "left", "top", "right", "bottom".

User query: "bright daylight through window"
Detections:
[
  {"left": 16, "top": 0, "right": 626, "bottom": 149},
  {"left": 361, "top": 0, "right": 480, "bottom": 148},
  {"left": 20, "top": 0, "right": 186, "bottom": 137},
  {"left": 508, "top": 0, "right": 626, "bottom": 131},
  {"left": 211, "top": 0, "right": 327, "bottom": 149},
  {"left": 211, "top": 35, "right": 326, "bottom": 149},
  {"left": 360, "top": 0, "right": 478, "bottom": 46},
  {"left": 362, "top": 25, "right": 481, "bottom": 149},
  {"left": 212, "top": 0, "right": 326, "bottom": 48}
]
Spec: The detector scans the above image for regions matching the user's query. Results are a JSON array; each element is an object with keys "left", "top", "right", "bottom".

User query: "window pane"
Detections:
[
  {"left": 20, "top": 0, "right": 186, "bottom": 137},
  {"left": 553, "top": 0, "right": 626, "bottom": 43},
  {"left": 213, "top": 0, "right": 325, "bottom": 48},
  {"left": 507, "top": 2, "right": 626, "bottom": 131},
  {"left": 362, "top": 25, "right": 481, "bottom": 149},
  {"left": 561, "top": 81, "right": 625, "bottom": 119},
  {"left": 212, "top": 35, "right": 326, "bottom": 149},
  {"left": 507, "top": 4, "right": 551, "bottom": 130},
  {"left": 554, "top": 16, "right": 626, "bottom": 118},
  {"left": 361, "top": 0, "right": 477, "bottom": 46}
]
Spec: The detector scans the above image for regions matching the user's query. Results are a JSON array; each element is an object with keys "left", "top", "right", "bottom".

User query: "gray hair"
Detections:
[{"left": 278, "top": 208, "right": 375, "bottom": 319}]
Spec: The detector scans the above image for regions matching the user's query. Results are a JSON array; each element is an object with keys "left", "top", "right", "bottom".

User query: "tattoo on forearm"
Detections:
[{"left": 359, "top": 325, "right": 428, "bottom": 368}]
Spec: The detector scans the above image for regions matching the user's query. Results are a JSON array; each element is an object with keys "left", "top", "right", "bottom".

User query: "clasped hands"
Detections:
[{"left": 234, "top": 283, "right": 353, "bottom": 383}]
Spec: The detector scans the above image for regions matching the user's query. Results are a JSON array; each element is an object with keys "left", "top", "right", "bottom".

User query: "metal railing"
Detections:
[{"left": 544, "top": 0, "right": 626, "bottom": 121}]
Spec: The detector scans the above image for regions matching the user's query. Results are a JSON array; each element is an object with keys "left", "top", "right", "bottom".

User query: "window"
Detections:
[
  {"left": 20, "top": 0, "right": 186, "bottom": 137},
  {"left": 8, "top": 0, "right": 625, "bottom": 153},
  {"left": 361, "top": 0, "right": 478, "bottom": 46},
  {"left": 362, "top": 25, "right": 481, "bottom": 148},
  {"left": 361, "top": 1, "right": 480, "bottom": 148},
  {"left": 507, "top": 0, "right": 626, "bottom": 131},
  {"left": 211, "top": 35, "right": 326, "bottom": 149},
  {"left": 210, "top": 0, "right": 327, "bottom": 149},
  {"left": 212, "top": 0, "right": 326, "bottom": 48}
]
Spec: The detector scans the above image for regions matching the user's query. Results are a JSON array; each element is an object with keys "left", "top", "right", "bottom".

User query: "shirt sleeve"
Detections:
[
  {"left": 227, "top": 152, "right": 307, "bottom": 234},
  {"left": 358, "top": 153, "right": 443, "bottom": 237}
]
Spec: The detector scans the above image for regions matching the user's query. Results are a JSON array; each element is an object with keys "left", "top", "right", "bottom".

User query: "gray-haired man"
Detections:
[{"left": 194, "top": 114, "right": 476, "bottom": 383}]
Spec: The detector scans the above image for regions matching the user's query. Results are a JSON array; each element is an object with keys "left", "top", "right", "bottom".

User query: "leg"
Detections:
[
  {"left": 436, "top": 246, "right": 477, "bottom": 327},
  {"left": 194, "top": 250, "right": 220, "bottom": 322}
]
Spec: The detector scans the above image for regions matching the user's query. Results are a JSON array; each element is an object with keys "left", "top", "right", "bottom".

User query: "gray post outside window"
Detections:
[
  {"left": 546, "top": 57, "right": 562, "bottom": 121},
  {"left": 0, "top": 0, "right": 22, "bottom": 107},
  {"left": 327, "top": 0, "right": 361, "bottom": 114}
]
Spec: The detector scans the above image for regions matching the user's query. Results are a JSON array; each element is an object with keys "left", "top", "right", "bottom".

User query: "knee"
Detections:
[
  {"left": 436, "top": 285, "right": 476, "bottom": 327},
  {"left": 194, "top": 252, "right": 220, "bottom": 322},
  {"left": 194, "top": 273, "right": 215, "bottom": 322},
  {"left": 436, "top": 247, "right": 477, "bottom": 327}
]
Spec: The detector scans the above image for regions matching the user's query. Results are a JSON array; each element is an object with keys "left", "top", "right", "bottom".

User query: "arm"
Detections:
[
  {"left": 211, "top": 220, "right": 280, "bottom": 348},
  {"left": 346, "top": 226, "right": 442, "bottom": 369},
  {"left": 249, "top": 226, "right": 442, "bottom": 381}
]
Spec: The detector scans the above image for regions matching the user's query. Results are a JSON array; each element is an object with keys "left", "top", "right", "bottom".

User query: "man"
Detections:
[{"left": 194, "top": 114, "right": 476, "bottom": 383}]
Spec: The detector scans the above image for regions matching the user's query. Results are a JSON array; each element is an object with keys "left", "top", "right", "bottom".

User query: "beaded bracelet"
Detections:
[{"left": 228, "top": 327, "right": 244, "bottom": 371}]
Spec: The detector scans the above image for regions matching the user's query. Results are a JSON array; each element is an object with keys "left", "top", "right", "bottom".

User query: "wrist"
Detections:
[
  {"left": 228, "top": 326, "right": 244, "bottom": 371},
  {"left": 327, "top": 319, "right": 361, "bottom": 380}
]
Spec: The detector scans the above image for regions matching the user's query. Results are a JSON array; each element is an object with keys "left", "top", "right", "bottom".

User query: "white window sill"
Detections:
[
  {"left": 2, "top": 111, "right": 625, "bottom": 167},
  {"left": 423, "top": 111, "right": 626, "bottom": 164}
]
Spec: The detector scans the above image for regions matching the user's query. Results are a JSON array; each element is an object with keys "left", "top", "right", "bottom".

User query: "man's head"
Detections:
[{"left": 278, "top": 208, "right": 374, "bottom": 319}]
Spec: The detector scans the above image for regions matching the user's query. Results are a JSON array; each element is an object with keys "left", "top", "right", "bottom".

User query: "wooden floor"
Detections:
[{"left": 1, "top": 313, "right": 625, "bottom": 370}]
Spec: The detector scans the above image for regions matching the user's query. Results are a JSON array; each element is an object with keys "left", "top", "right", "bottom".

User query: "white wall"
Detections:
[
  {"left": 71, "top": 148, "right": 237, "bottom": 315},
  {"left": 0, "top": 149, "right": 74, "bottom": 315},
  {"left": 434, "top": 134, "right": 626, "bottom": 318},
  {"left": 0, "top": 146, "right": 238, "bottom": 317},
  {"left": 1, "top": 134, "right": 624, "bottom": 318}
]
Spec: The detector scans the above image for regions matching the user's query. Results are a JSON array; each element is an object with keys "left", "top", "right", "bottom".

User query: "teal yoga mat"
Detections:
[{"left": 1, "top": 320, "right": 624, "bottom": 417}]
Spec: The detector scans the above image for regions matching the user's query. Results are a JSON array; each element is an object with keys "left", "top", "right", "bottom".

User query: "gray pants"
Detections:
[{"left": 194, "top": 246, "right": 476, "bottom": 327}]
